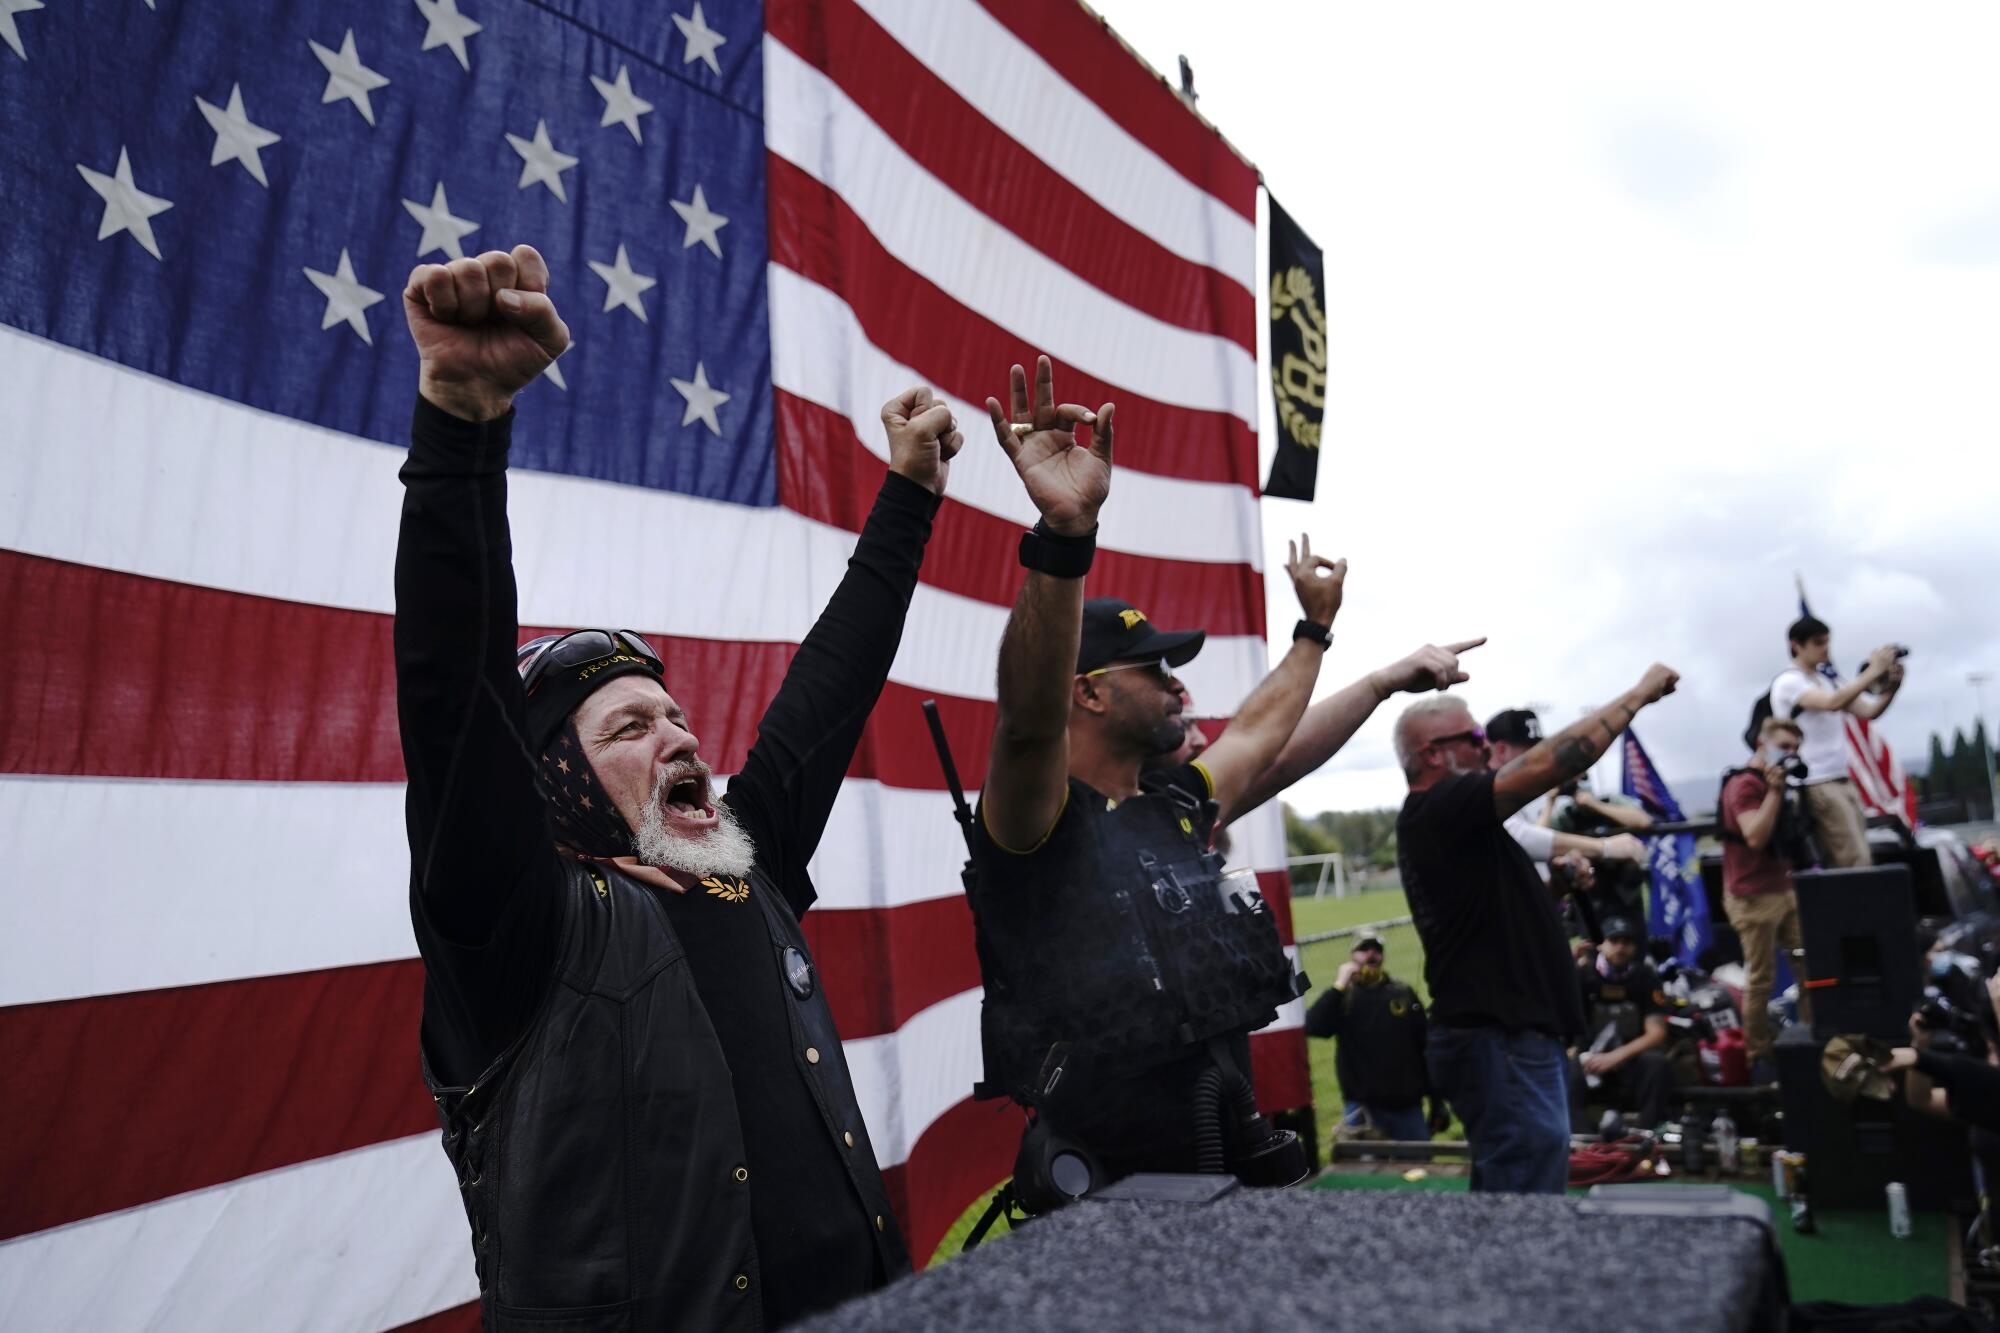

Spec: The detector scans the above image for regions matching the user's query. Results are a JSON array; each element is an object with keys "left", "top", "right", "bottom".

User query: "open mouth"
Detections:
[{"left": 659, "top": 773, "right": 719, "bottom": 830}]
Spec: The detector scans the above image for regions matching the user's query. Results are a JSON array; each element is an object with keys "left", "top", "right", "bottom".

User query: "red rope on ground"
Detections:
[{"left": 1568, "top": 1138, "right": 1652, "bottom": 1187}]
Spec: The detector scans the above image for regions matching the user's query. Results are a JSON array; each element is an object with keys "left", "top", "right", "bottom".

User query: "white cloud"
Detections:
[{"left": 1103, "top": 0, "right": 2000, "bottom": 810}]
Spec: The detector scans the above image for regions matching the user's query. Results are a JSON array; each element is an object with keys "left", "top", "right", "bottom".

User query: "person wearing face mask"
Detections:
[
  {"left": 1568, "top": 918, "right": 1674, "bottom": 1130},
  {"left": 1718, "top": 716, "right": 1815, "bottom": 1074},
  {"left": 1305, "top": 935, "right": 1450, "bottom": 1143},
  {"left": 1391, "top": 662, "right": 1681, "bottom": 1193},
  {"left": 395, "top": 246, "right": 951, "bottom": 1329}
]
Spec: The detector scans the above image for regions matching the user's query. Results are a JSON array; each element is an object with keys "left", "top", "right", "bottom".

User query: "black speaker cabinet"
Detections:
[
  {"left": 1792, "top": 863, "right": 1921, "bottom": 1041},
  {"left": 1774, "top": 1024, "right": 1971, "bottom": 1211}
]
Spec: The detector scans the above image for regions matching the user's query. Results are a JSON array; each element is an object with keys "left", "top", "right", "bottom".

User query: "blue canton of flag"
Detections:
[
  {"left": 0, "top": 0, "right": 773, "bottom": 503},
  {"left": 1621, "top": 728, "right": 1712, "bottom": 968}
]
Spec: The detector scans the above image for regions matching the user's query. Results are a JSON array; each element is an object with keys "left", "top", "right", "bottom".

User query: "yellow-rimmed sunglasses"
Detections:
[{"left": 1082, "top": 657, "right": 1172, "bottom": 687}]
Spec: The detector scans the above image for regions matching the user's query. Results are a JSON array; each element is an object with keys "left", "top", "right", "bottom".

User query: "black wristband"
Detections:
[
  {"left": 1019, "top": 520, "right": 1096, "bottom": 578},
  {"left": 1293, "top": 618, "right": 1332, "bottom": 648}
]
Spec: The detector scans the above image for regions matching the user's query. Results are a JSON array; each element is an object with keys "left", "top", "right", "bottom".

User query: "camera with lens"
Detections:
[
  {"left": 1770, "top": 753, "right": 1809, "bottom": 786},
  {"left": 1914, "top": 946, "right": 1998, "bottom": 1059}
]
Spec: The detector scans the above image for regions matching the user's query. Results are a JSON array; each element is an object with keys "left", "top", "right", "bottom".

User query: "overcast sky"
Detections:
[{"left": 1104, "top": 0, "right": 2000, "bottom": 812}]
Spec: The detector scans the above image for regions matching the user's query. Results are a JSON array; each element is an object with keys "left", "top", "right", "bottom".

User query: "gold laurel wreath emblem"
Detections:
[
  {"left": 700, "top": 876, "right": 751, "bottom": 903},
  {"left": 1269, "top": 265, "right": 1328, "bottom": 451}
]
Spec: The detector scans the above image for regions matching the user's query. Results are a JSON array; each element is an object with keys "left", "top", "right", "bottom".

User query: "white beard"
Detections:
[{"left": 633, "top": 787, "right": 756, "bottom": 880}]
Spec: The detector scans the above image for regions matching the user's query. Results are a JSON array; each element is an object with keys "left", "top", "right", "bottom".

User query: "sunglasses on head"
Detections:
[
  {"left": 1426, "top": 725, "right": 1487, "bottom": 750},
  {"left": 1083, "top": 657, "right": 1173, "bottom": 687},
  {"left": 515, "top": 629, "right": 664, "bottom": 695}
]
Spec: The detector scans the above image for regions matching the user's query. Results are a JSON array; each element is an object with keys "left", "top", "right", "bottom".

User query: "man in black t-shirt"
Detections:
[
  {"left": 1393, "top": 662, "right": 1680, "bottom": 1193},
  {"left": 1569, "top": 917, "right": 1674, "bottom": 1129},
  {"left": 969, "top": 356, "right": 1342, "bottom": 1183}
]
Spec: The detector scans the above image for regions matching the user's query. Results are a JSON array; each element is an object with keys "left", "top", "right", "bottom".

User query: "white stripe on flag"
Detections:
[
  {"left": 848, "top": 0, "right": 1257, "bottom": 283},
  {"left": 768, "top": 267, "right": 1263, "bottom": 567},
  {"left": 0, "top": 1133, "right": 474, "bottom": 1333},
  {"left": 0, "top": 775, "right": 1287, "bottom": 1009},
  {"left": 0, "top": 329, "right": 1268, "bottom": 709},
  {"left": 765, "top": 39, "right": 1257, "bottom": 423}
]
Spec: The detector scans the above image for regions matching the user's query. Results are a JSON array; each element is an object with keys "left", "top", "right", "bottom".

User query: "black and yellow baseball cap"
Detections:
[{"left": 1076, "top": 598, "right": 1205, "bottom": 675}]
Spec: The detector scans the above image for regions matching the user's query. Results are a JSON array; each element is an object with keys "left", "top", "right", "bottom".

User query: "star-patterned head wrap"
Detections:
[{"left": 533, "top": 719, "right": 637, "bottom": 857}]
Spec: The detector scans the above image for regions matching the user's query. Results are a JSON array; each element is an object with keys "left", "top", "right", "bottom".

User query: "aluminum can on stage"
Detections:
[
  {"left": 1771, "top": 1150, "right": 1803, "bottom": 1199},
  {"left": 1887, "top": 1181, "right": 1912, "bottom": 1239}
]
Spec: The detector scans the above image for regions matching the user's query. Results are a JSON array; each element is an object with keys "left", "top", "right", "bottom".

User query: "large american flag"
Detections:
[{"left": 0, "top": 1, "right": 1304, "bottom": 1326}]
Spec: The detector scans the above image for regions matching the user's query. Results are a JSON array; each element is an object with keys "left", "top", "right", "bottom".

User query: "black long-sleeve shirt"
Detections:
[
  {"left": 1916, "top": 1050, "right": 2000, "bottom": 1133},
  {"left": 395, "top": 397, "right": 940, "bottom": 1324},
  {"left": 1305, "top": 976, "right": 1433, "bottom": 1110}
]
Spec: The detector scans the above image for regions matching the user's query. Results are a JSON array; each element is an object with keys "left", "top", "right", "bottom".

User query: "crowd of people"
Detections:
[{"left": 391, "top": 245, "right": 1929, "bottom": 1328}]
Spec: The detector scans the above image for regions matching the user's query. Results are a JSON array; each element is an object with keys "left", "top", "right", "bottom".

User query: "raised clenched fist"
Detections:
[
  {"left": 1635, "top": 663, "right": 1680, "bottom": 705},
  {"left": 880, "top": 385, "right": 963, "bottom": 497},
  {"left": 404, "top": 245, "right": 570, "bottom": 423}
]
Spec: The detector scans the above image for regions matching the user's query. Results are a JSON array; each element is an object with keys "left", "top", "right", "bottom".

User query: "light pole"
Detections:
[{"left": 1972, "top": 672, "right": 2000, "bottom": 823}]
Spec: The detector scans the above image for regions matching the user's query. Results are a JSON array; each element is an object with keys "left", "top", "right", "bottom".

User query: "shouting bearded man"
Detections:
[{"left": 395, "top": 246, "right": 958, "bottom": 1329}]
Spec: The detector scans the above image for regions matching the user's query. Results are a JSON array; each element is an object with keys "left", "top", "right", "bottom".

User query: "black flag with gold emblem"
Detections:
[{"left": 1264, "top": 196, "right": 1327, "bottom": 501}]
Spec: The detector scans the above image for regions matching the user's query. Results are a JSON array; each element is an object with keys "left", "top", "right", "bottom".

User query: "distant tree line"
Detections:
[
  {"left": 1281, "top": 803, "right": 1400, "bottom": 882},
  {"left": 1922, "top": 723, "right": 1996, "bottom": 823}
]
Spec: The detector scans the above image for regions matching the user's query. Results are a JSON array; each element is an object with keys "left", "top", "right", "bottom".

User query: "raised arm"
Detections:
[
  {"left": 1573, "top": 790, "right": 1654, "bottom": 832},
  {"left": 981, "top": 357, "right": 1114, "bottom": 851},
  {"left": 1790, "top": 647, "right": 1897, "bottom": 713},
  {"left": 1732, "top": 763, "right": 1788, "bottom": 852},
  {"left": 728, "top": 389, "right": 956, "bottom": 884},
  {"left": 1220, "top": 638, "right": 1483, "bottom": 826},
  {"left": 1196, "top": 538, "right": 1342, "bottom": 820},
  {"left": 395, "top": 246, "right": 571, "bottom": 948},
  {"left": 1491, "top": 664, "right": 1680, "bottom": 821}
]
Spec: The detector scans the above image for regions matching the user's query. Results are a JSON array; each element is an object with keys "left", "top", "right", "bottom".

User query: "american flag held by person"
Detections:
[{"left": 0, "top": 1, "right": 1305, "bottom": 1326}]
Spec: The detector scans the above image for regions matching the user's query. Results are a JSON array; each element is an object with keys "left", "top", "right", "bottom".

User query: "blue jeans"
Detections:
[
  {"left": 1427, "top": 1025, "right": 1571, "bottom": 1194},
  {"left": 1341, "top": 1101, "right": 1430, "bottom": 1142}
]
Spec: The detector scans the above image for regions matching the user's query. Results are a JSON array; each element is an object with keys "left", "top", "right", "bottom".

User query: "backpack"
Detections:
[{"left": 1742, "top": 691, "right": 1773, "bottom": 752}]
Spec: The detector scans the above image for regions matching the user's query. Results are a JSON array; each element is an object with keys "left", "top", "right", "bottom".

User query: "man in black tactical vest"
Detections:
[
  {"left": 967, "top": 356, "right": 1340, "bottom": 1200},
  {"left": 395, "top": 246, "right": 957, "bottom": 1329}
]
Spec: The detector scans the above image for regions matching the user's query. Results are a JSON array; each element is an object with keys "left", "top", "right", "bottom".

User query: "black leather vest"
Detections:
[
  {"left": 967, "top": 783, "right": 1299, "bottom": 1104},
  {"left": 423, "top": 860, "right": 909, "bottom": 1331}
]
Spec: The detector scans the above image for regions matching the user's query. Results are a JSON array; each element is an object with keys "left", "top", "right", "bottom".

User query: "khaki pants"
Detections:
[
  {"left": 1723, "top": 888, "right": 1808, "bottom": 1063},
  {"left": 1805, "top": 778, "right": 1872, "bottom": 868}
]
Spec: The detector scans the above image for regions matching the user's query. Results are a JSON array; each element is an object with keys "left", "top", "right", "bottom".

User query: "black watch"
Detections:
[
  {"left": 1018, "top": 520, "right": 1097, "bottom": 578},
  {"left": 1293, "top": 619, "right": 1332, "bottom": 648}
]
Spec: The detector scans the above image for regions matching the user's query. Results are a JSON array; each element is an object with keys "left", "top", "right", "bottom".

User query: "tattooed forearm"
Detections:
[{"left": 1552, "top": 734, "right": 1600, "bottom": 778}]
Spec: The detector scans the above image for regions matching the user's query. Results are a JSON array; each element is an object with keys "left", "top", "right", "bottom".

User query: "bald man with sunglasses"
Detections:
[
  {"left": 1390, "top": 663, "right": 1679, "bottom": 1193},
  {"left": 963, "top": 356, "right": 1339, "bottom": 1191}
]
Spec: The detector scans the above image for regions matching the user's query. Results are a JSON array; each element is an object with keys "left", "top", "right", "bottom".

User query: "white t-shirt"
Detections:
[
  {"left": 1503, "top": 799, "right": 1555, "bottom": 862},
  {"left": 1769, "top": 666, "right": 1851, "bottom": 785}
]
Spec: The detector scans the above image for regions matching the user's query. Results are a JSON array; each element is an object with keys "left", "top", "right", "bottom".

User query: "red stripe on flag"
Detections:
[
  {"left": 766, "top": 0, "right": 1255, "bottom": 350},
  {"left": 0, "top": 961, "right": 435, "bottom": 1242},
  {"left": 969, "top": 0, "right": 1259, "bottom": 218},
  {"left": 880, "top": 1094, "right": 1028, "bottom": 1267},
  {"left": 1251, "top": 1027, "right": 1314, "bottom": 1114},
  {"left": 389, "top": 1304, "right": 481, "bottom": 1333},
  {"left": 767, "top": 155, "right": 1259, "bottom": 488},
  {"left": 804, "top": 897, "right": 979, "bottom": 1039},
  {"left": 774, "top": 392, "right": 1265, "bottom": 637},
  {"left": 1, "top": 553, "right": 1259, "bottom": 784}
]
